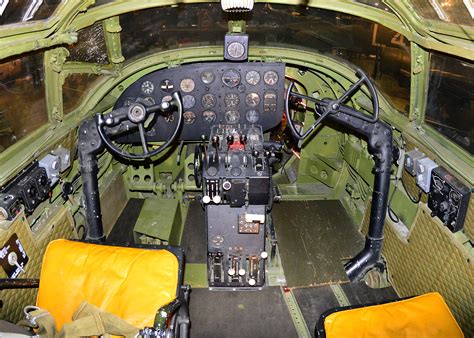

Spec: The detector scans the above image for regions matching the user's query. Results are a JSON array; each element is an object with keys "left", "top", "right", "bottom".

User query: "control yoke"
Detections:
[{"left": 285, "top": 69, "right": 392, "bottom": 281}]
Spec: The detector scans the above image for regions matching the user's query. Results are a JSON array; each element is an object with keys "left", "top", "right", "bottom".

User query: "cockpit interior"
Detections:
[{"left": 0, "top": 1, "right": 472, "bottom": 337}]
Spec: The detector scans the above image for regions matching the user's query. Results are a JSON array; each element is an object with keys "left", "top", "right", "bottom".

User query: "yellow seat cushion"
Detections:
[
  {"left": 324, "top": 292, "right": 463, "bottom": 338},
  {"left": 36, "top": 239, "right": 179, "bottom": 331}
]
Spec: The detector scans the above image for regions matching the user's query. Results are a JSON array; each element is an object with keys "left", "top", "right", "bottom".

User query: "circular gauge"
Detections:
[
  {"left": 180, "top": 78, "right": 195, "bottom": 93},
  {"left": 160, "top": 79, "right": 174, "bottom": 92},
  {"left": 222, "top": 69, "right": 241, "bottom": 88},
  {"left": 143, "top": 96, "right": 156, "bottom": 105},
  {"left": 246, "top": 110, "right": 260, "bottom": 124},
  {"left": 202, "top": 110, "right": 217, "bottom": 124},
  {"left": 201, "top": 70, "right": 215, "bottom": 85},
  {"left": 183, "top": 111, "right": 196, "bottom": 125},
  {"left": 225, "top": 110, "right": 240, "bottom": 124},
  {"left": 183, "top": 95, "right": 196, "bottom": 109},
  {"left": 263, "top": 71, "right": 279, "bottom": 86},
  {"left": 245, "top": 93, "right": 260, "bottom": 107},
  {"left": 227, "top": 41, "right": 245, "bottom": 59},
  {"left": 246, "top": 71, "right": 261, "bottom": 86},
  {"left": 224, "top": 93, "right": 240, "bottom": 108},
  {"left": 202, "top": 93, "right": 217, "bottom": 108},
  {"left": 141, "top": 80, "right": 155, "bottom": 95},
  {"left": 162, "top": 95, "right": 173, "bottom": 103},
  {"left": 264, "top": 90, "right": 277, "bottom": 112}
]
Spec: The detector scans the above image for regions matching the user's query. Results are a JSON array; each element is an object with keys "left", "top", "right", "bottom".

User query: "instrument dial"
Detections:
[
  {"left": 162, "top": 95, "right": 172, "bottom": 103},
  {"left": 183, "top": 95, "right": 196, "bottom": 109},
  {"left": 225, "top": 110, "right": 240, "bottom": 124},
  {"left": 143, "top": 97, "right": 156, "bottom": 105},
  {"left": 263, "top": 71, "right": 279, "bottom": 86},
  {"left": 202, "top": 93, "right": 217, "bottom": 108},
  {"left": 245, "top": 110, "right": 260, "bottom": 124},
  {"left": 183, "top": 111, "right": 196, "bottom": 125},
  {"left": 201, "top": 70, "right": 215, "bottom": 85},
  {"left": 224, "top": 93, "right": 240, "bottom": 108},
  {"left": 227, "top": 41, "right": 245, "bottom": 59},
  {"left": 160, "top": 79, "right": 174, "bottom": 92},
  {"left": 264, "top": 90, "right": 277, "bottom": 112},
  {"left": 180, "top": 78, "right": 195, "bottom": 92},
  {"left": 222, "top": 69, "right": 241, "bottom": 88},
  {"left": 245, "top": 71, "right": 260, "bottom": 86},
  {"left": 141, "top": 80, "right": 155, "bottom": 95},
  {"left": 202, "top": 110, "right": 217, "bottom": 124},
  {"left": 245, "top": 92, "right": 260, "bottom": 107}
]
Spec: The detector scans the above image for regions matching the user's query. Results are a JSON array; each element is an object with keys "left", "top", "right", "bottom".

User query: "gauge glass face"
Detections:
[
  {"left": 222, "top": 69, "right": 241, "bottom": 88},
  {"left": 202, "top": 110, "right": 216, "bottom": 124},
  {"left": 183, "top": 95, "right": 196, "bottom": 109},
  {"left": 225, "top": 110, "right": 240, "bottom": 124},
  {"left": 180, "top": 78, "right": 195, "bottom": 92},
  {"left": 160, "top": 79, "right": 174, "bottom": 92},
  {"left": 141, "top": 80, "right": 155, "bottom": 95},
  {"left": 245, "top": 93, "right": 260, "bottom": 107},
  {"left": 143, "top": 97, "right": 156, "bottom": 105},
  {"left": 263, "top": 71, "right": 279, "bottom": 86},
  {"left": 162, "top": 95, "right": 173, "bottom": 103},
  {"left": 263, "top": 90, "right": 277, "bottom": 112},
  {"left": 245, "top": 110, "right": 260, "bottom": 124},
  {"left": 227, "top": 41, "right": 245, "bottom": 59},
  {"left": 202, "top": 93, "right": 217, "bottom": 108},
  {"left": 245, "top": 71, "right": 260, "bottom": 86},
  {"left": 224, "top": 93, "right": 240, "bottom": 108},
  {"left": 201, "top": 70, "right": 215, "bottom": 84},
  {"left": 183, "top": 111, "right": 196, "bottom": 125}
]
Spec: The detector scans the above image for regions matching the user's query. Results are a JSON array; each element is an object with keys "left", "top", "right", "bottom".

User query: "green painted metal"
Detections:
[
  {"left": 44, "top": 48, "right": 69, "bottom": 122},
  {"left": 409, "top": 43, "right": 429, "bottom": 123},
  {"left": 134, "top": 197, "right": 181, "bottom": 244},
  {"left": 103, "top": 17, "right": 125, "bottom": 64},
  {"left": 183, "top": 263, "right": 208, "bottom": 288},
  {"left": 330, "top": 283, "right": 351, "bottom": 306},
  {"left": 280, "top": 287, "right": 311, "bottom": 338}
]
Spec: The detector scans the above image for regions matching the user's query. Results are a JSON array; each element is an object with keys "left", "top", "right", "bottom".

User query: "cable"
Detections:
[{"left": 401, "top": 176, "right": 422, "bottom": 204}]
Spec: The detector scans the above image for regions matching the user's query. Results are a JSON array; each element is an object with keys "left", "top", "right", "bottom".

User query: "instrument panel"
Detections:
[{"left": 114, "top": 62, "right": 286, "bottom": 142}]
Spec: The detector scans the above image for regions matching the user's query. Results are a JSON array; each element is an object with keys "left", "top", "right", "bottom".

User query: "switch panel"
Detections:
[{"left": 428, "top": 166, "right": 471, "bottom": 232}]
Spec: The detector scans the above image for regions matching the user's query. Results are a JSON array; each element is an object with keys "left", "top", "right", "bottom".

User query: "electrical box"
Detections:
[
  {"left": 415, "top": 157, "right": 438, "bottom": 193},
  {"left": 428, "top": 166, "right": 471, "bottom": 232},
  {"left": 404, "top": 149, "right": 425, "bottom": 176}
]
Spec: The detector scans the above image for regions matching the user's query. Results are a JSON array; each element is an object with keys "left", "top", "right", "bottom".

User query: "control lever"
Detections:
[
  {"left": 226, "top": 134, "right": 234, "bottom": 146},
  {"left": 8, "top": 252, "right": 25, "bottom": 274}
]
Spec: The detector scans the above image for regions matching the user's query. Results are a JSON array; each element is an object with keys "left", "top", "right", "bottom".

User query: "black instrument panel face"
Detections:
[{"left": 115, "top": 62, "right": 286, "bottom": 142}]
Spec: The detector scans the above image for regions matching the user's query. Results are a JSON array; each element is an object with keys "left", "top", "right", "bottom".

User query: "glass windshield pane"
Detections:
[
  {"left": 63, "top": 73, "right": 101, "bottom": 114},
  {"left": 410, "top": 0, "right": 473, "bottom": 26},
  {"left": 0, "top": 0, "right": 62, "bottom": 26},
  {"left": 354, "top": 0, "right": 395, "bottom": 14},
  {"left": 120, "top": 4, "right": 227, "bottom": 60},
  {"left": 67, "top": 22, "right": 108, "bottom": 64},
  {"left": 120, "top": 4, "right": 410, "bottom": 115},
  {"left": 0, "top": 52, "right": 47, "bottom": 152},
  {"left": 425, "top": 53, "right": 474, "bottom": 154}
]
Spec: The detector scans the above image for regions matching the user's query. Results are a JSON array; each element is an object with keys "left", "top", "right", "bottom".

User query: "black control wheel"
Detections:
[
  {"left": 96, "top": 91, "right": 183, "bottom": 160},
  {"left": 285, "top": 68, "right": 379, "bottom": 140},
  {"left": 194, "top": 144, "right": 204, "bottom": 188}
]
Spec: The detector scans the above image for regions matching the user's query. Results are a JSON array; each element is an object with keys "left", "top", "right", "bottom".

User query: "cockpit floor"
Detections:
[
  {"left": 272, "top": 200, "right": 365, "bottom": 287},
  {"left": 188, "top": 286, "right": 298, "bottom": 338}
]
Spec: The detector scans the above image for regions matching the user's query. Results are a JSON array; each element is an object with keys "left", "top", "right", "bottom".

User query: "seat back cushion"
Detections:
[
  {"left": 324, "top": 292, "right": 464, "bottom": 338},
  {"left": 36, "top": 239, "right": 179, "bottom": 331}
]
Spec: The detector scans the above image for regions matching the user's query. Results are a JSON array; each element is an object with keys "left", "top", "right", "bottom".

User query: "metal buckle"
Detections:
[{"left": 23, "top": 305, "right": 48, "bottom": 328}]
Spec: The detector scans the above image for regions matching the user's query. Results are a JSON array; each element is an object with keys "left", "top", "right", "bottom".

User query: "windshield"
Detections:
[
  {"left": 0, "top": 0, "right": 62, "bottom": 26},
  {"left": 409, "top": 0, "right": 473, "bottom": 26},
  {"left": 121, "top": 4, "right": 411, "bottom": 114},
  {"left": 425, "top": 53, "right": 474, "bottom": 154}
]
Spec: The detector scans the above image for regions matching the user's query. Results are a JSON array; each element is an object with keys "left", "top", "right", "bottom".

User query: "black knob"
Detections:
[
  {"left": 27, "top": 185, "right": 37, "bottom": 197},
  {"left": 240, "top": 134, "right": 247, "bottom": 144},
  {"left": 226, "top": 135, "right": 234, "bottom": 145},
  {"left": 252, "top": 150, "right": 260, "bottom": 157}
]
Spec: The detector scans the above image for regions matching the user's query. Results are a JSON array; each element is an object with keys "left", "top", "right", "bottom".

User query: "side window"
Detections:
[
  {"left": 425, "top": 53, "right": 474, "bottom": 155},
  {"left": 0, "top": 52, "right": 47, "bottom": 152}
]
